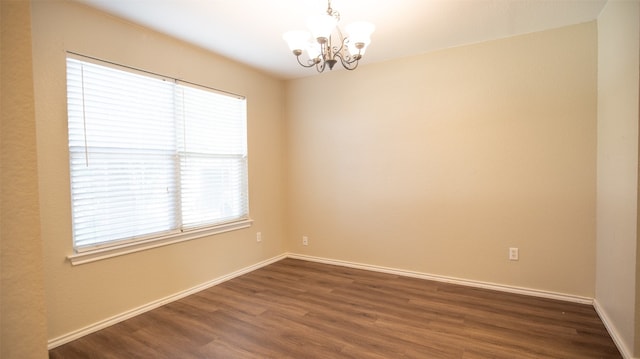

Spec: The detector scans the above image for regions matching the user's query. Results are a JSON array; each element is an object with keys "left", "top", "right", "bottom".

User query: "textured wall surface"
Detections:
[
  {"left": 596, "top": 0, "right": 640, "bottom": 357},
  {"left": 1, "top": 0, "right": 49, "bottom": 357}
]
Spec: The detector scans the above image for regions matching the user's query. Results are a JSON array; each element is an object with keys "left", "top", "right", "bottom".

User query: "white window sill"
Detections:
[{"left": 67, "top": 219, "right": 253, "bottom": 266}]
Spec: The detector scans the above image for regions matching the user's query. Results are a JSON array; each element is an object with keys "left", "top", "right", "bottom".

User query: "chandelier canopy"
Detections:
[{"left": 283, "top": 0, "right": 375, "bottom": 73}]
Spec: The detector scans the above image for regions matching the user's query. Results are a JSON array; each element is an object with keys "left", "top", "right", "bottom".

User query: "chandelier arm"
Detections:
[
  {"left": 332, "top": 33, "right": 361, "bottom": 70},
  {"left": 313, "top": 41, "right": 324, "bottom": 72},
  {"left": 337, "top": 48, "right": 361, "bottom": 64},
  {"left": 343, "top": 59, "right": 359, "bottom": 71},
  {"left": 295, "top": 55, "right": 320, "bottom": 68},
  {"left": 334, "top": 51, "right": 359, "bottom": 71}
]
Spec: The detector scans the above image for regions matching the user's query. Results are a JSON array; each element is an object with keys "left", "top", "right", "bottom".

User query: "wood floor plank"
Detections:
[{"left": 49, "top": 258, "right": 622, "bottom": 358}]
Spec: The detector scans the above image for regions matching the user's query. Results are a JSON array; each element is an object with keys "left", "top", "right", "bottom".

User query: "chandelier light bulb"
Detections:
[
  {"left": 347, "top": 40, "right": 366, "bottom": 58},
  {"left": 283, "top": 30, "right": 311, "bottom": 54},
  {"left": 345, "top": 21, "right": 375, "bottom": 47},
  {"left": 306, "top": 14, "right": 338, "bottom": 43},
  {"left": 306, "top": 43, "right": 322, "bottom": 61}
]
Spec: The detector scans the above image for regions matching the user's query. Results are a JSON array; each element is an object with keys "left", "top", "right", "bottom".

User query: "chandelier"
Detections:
[{"left": 283, "top": 0, "right": 375, "bottom": 73}]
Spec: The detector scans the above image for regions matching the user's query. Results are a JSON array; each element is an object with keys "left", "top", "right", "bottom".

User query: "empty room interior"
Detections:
[{"left": 2, "top": 0, "right": 640, "bottom": 357}]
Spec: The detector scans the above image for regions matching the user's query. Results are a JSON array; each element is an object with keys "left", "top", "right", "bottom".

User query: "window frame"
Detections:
[{"left": 65, "top": 53, "right": 252, "bottom": 265}]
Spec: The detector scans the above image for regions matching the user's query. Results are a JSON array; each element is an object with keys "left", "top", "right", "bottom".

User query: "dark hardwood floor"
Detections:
[{"left": 49, "top": 258, "right": 621, "bottom": 358}]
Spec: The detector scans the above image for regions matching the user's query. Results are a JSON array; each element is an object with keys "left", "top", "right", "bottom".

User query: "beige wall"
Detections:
[
  {"left": 596, "top": 0, "right": 640, "bottom": 357},
  {"left": 30, "top": 0, "right": 287, "bottom": 341},
  {"left": 286, "top": 22, "right": 598, "bottom": 297},
  {"left": 1, "top": 0, "right": 49, "bottom": 357},
  {"left": 16, "top": 0, "right": 632, "bottom": 351}
]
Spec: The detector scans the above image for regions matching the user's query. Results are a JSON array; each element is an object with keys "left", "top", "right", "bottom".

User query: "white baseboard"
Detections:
[
  {"left": 47, "top": 253, "right": 287, "bottom": 350},
  {"left": 286, "top": 253, "right": 593, "bottom": 305},
  {"left": 593, "top": 299, "right": 635, "bottom": 359}
]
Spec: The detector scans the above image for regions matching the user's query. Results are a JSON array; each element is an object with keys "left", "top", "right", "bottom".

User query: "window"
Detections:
[{"left": 66, "top": 54, "right": 250, "bottom": 262}]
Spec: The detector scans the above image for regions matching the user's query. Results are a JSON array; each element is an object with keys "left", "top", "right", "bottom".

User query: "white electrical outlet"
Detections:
[
  {"left": 302, "top": 236, "right": 309, "bottom": 246},
  {"left": 256, "top": 232, "right": 262, "bottom": 242},
  {"left": 509, "top": 247, "right": 519, "bottom": 261}
]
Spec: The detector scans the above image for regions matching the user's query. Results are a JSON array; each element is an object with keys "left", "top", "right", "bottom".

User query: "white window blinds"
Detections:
[{"left": 66, "top": 56, "right": 248, "bottom": 250}]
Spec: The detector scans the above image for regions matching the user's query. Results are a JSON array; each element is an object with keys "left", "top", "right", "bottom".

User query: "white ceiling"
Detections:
[{"left": 75, "top": 0, "right": 607, "bottom": 79}]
